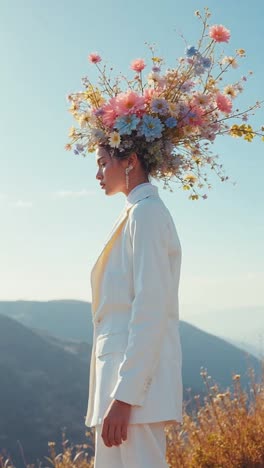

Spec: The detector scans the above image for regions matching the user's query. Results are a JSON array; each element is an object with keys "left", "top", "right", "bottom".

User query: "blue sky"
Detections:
[{"left": 0, "top": 0, "right": 263, "bottom": 318}]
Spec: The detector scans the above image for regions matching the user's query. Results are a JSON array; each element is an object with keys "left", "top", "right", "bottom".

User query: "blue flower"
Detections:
[
  {"left": 74, "top": 143, "right": 85, "bottom": 155},
  {"left": 93, "top": 108, "right": 105, "bottom": 117},
  {"left": 201, "top": 57, "right": 211, "bottom": 68},
  {"left": 193, "top": 63, "right": 206, "bottom": 76},
  {"left": 114, "top": 114, "right": 140, "bottom": 135},
  {"left": 185, "top": 46, "right": 198, "bottom": 57},
  {"left": 191, "top": 53, "right": 211, "bottom": 75},
  {"left": 151, "top": 98, "right": 169, "bottom": 116},
  {"left": 138, "top": 115, "right": 164, "bottom": 142},
  {"left": 165, "top": 117, "right": 178, "bottom": 128}
]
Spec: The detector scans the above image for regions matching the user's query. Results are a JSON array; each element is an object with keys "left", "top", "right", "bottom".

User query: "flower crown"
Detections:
[{"left": 66, "top": 7, "right": 264, "bottom": 200}]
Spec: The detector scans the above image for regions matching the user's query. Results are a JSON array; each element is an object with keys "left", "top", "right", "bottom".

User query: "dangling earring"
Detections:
[{"left": 125, "top": 166, "right": 133, "bottom": 189}]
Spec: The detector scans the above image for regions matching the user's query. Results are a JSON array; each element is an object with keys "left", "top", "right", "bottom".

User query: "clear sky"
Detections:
[{"left": 0, "top": 0, "right": 263, "bottom": 318}]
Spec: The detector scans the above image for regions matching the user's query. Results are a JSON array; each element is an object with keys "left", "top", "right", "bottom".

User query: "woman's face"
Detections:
[{"left": 95, "top": 146, "right": 126, "bottom": 196}]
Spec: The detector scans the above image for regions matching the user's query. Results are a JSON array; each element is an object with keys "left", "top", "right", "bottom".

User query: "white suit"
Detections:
[{"left": 85, "top": 182, "right": 183, "bottom": 430}]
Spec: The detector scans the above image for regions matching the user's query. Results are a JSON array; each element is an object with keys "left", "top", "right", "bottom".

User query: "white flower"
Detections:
[
  {"left": 223, "top": 85, "right": 238, "bottom": 99},
  {"left": 78, "top": 112, "right": 91, "bottom": 128},
  {"left": 109, "top": 131, "right": 121, "bottom": 148},
  {"left": 221, "top": 56, "right": 238, "bottom": 69},
  {"left": 147, "top": 72, "right": 166, "bottom": 87}
]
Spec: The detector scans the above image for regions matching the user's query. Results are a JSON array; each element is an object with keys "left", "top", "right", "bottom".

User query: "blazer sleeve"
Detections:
[{"left": 110, "top": 200, "right": 172, "bottom": 406}]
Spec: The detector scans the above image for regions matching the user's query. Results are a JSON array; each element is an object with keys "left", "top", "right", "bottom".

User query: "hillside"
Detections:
[
  {"left": 0, "top": 314, "right": 91, "bottom": 467},
  {"left": 0, "top": 303, "right": 262, "bottom": 466}
]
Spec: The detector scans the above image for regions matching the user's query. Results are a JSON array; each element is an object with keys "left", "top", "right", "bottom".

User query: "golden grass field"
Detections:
[{"left": 1, "top": 362, "right": 264, "bottom": 468}]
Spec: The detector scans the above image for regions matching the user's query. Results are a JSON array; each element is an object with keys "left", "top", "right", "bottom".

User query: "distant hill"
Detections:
[
  {"left": 0, "top": 313, "right": 91, "bottom": 468},
  {"left": 0, "top": 302, "right": 262, "bottom": 466},
  {"left": 0, "top": 300, "right": 93, "bottom": 343},
  {"left": 183, "top": 305, "right": 264, "bottom": 359},
  {"left": 179, "top": 321, "right": 261, "bottom": 398}
]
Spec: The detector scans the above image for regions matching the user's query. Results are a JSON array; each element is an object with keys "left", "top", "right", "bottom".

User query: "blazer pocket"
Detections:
[{"left": 95, "top": 332, "right": 128, "bottom": 358}]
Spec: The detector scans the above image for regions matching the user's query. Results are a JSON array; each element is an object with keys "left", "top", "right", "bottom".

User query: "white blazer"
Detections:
[{"left": 85, "top": 182, "right": 183, "bottom": 427}]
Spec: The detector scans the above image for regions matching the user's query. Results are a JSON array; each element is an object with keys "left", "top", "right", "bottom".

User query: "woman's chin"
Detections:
[{"left": 103, "top": 185, "right": 110, "bottom": 195}]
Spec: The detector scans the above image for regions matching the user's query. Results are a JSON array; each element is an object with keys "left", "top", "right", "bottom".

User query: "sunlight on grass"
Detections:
[{"left": 1, "top": 362, "right": 263, "bottom": 468}]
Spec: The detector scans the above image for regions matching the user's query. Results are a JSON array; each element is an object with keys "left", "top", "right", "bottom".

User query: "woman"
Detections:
[{"left": 85, "top": 143, "right": 183, "bottom": 467}]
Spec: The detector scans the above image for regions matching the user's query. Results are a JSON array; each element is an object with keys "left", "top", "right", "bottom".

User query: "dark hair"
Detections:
[{"left": 99, "top": 143, "right": 151, "bottom": 179}]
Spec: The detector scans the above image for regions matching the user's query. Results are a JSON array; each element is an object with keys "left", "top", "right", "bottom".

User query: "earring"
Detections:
[{"left": 125, "top": 166, "right": 132, "bottom": 189}]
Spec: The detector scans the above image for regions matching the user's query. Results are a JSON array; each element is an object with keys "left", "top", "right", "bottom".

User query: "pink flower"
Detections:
[
  {"left": 143, "top": 88, "right": 156, "bottom": 104},
  {"left": 115, "top": 91, "right": 145, "bottom": 116},
  {"left": 187, "top": 106, "right": 205, "bottom": 126},
  {"left": 88, "top": 53, "right": 102, "bottom": 64},
  {"left": 130, "top": 58, "right": 146, "bottom": 72},
  {"left": 191, "top": 92, "right": 211, "bottom": 107},
  {"left": 209, "top": 24, "right": 231, "bottom": 43},
  {"left": 101, "top": 97, "right": 119, "bottom": 127},
  {"left": 216, "top": 93, "right": 233, "bottom": 113}
]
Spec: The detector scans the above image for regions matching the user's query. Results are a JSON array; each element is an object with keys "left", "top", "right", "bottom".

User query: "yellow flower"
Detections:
[
  {"left": 152, "top": 56, "right": 163, "bottom": 64},
  {"left": 205, "top": 78, "right": 219, "bottom": 93},
  {"left": 109, "top": 131, "right": 121, "bottom": 148},
  {"left": 83, "top": 85, "right": 105, "bottom": 107},
  {"left": 244, "top": 131, "right": 254, "bottom": 142},
  {"left": 87, "top": 143, "right": 97, "bottom": 153},
  {"left": 184, "top": 174, "right": 197, "bottom": 184},
  {"left": 192, "top": 156, "right": 202, "bottom": 165},
  {"left": 68, "top": 102, "right": 80, "bottom": 114},
  {"left": 229, "top": 124, "right": 254, "bottom": 140},
  {"left": 229, "top": 124, "right": 242, "bottom": 137},
  {"left": 68, "top": 126, "right": 77, "bottom": 138}
]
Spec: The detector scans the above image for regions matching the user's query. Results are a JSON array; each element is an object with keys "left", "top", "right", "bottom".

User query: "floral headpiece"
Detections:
[{"left": 66, "top": 7, "right": 264, "bottom": 200}]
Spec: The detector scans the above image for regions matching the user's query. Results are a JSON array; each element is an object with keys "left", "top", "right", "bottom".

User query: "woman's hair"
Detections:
[{"left": 99, "top": 143, "right": 151, "bottom": 179}]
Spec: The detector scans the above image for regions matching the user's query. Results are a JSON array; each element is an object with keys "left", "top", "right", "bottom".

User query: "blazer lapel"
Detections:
[
  {"left": 90, "top": 183, "right": 159, "bottom": 317},
  {"left": 90, "top": 205, "right": 132, "bottom": 316},
  {"left": 91, "top": 206, "right": 130, "bottom": 276}
]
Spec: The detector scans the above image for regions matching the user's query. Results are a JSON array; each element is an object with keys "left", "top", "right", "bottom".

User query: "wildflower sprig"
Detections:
[{"left": 66, "top": 6, "right": 264, "bottom": 200}]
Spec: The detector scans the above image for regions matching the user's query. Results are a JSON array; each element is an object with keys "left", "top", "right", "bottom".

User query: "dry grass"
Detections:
[
  {"left": 165, "top": 362, "right": 264, "bottom": 467},
  {"left": 1, "top": 362, "right": 263, "bottom": 468}
]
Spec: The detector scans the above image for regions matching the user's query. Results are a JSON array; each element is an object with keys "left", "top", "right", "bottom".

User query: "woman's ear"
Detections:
[{"left": 129, "top": 152, "right": 139, "bottom": 166}]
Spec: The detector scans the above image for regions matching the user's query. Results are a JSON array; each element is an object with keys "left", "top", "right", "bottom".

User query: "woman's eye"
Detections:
[{"left": 101, "top": 163, "right": 106, "bottom": 167}]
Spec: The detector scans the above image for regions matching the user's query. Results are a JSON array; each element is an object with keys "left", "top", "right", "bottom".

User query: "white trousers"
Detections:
[{"left": 94, "top": 421, "right": 168, "bottom": 468}]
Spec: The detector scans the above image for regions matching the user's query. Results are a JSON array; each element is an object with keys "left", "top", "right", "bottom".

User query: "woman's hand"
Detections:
[{"left": 101, "top": 399, "right": 132, "bottom": 447}]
